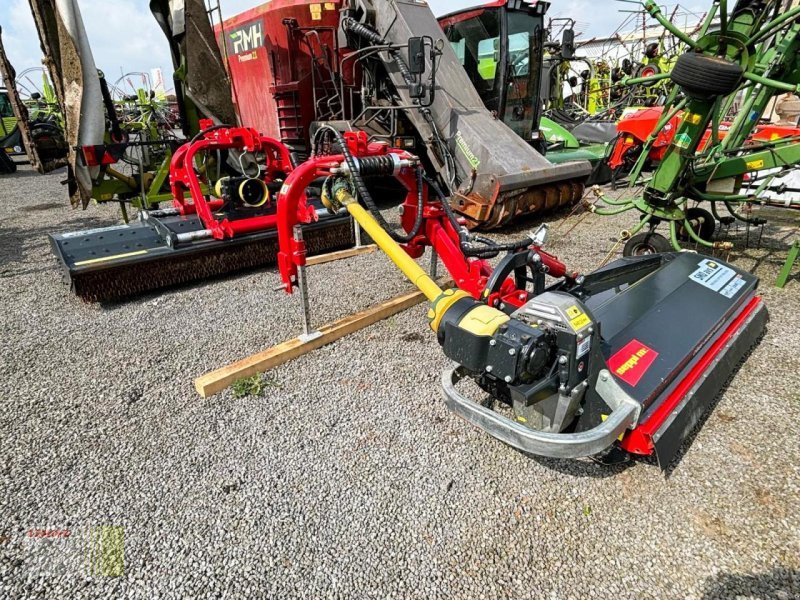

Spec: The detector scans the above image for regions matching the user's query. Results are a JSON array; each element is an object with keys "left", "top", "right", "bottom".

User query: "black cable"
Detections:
[
  {"left": 314, "top": 124, "right": 424, "bottom": 242},
  {"left": 189, "top": 123, "right": 230, "bottom": 145},
  {"left": 422, "top": 174, "right": 531, "bottom": 258}
]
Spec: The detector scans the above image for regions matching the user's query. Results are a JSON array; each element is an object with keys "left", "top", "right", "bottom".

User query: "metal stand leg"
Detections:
[
  {"left": 430, "top": 248, "right": 439, "bottom": 279},
  {"left": 354, "top": 220, "right": 363, "bottom": 248},
  {"left": 293, "top": 225, "right": 322, "bottom": 341},
  {"left": 297, "top": 263, "right": 312, "bottom": 336}
]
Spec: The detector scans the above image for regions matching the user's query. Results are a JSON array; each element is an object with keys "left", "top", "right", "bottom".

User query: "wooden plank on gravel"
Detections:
[
  {"left": 305, "top": 244, "right": 377, "bottom": 266},
  {"left": 195, "top": 281, "right": 452, "bottom": 398}
]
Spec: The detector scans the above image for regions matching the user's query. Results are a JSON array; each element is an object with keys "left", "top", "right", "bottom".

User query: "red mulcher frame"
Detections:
[{"left": 170, "top": 127, "right": 761, "bottom": 462}]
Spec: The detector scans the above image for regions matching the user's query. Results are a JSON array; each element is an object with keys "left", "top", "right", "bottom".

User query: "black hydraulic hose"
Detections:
[
  {"left": 189, "top": 123, "right": 231, "bottom": 145},
  {"left": 314, "top": 124, "right": 424, "bottom": 243},
  {"left": 97, "top": 71, "right": 123, "bottom": 142},
  {"left": 477, "top": 236, "right": 538, "bottom": 253},
  {"left": 411, "top": 166, "right": 425, "bottom": 240},
  {"left": 342, "top": 18, "right": 416, "bottom": 87},
  {"left": 422, "top": 174, "right": 531, "bottom": 258},
  {"left": 342, "top": 18, "right": 457, "bottom": 186},
  {"left": 423, "top": 173, "right": 465, "bottom": 236}
]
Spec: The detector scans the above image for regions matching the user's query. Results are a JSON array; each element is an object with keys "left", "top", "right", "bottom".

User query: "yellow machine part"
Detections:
[
  {"left": 337, "top": 188, "right": 443, "bottom": 302},
  {"left": 456, "top": 304, "right": 510, "bottom": 336},
  {"left": 336, "top": 187, "right": 509, "bottom": 336}
]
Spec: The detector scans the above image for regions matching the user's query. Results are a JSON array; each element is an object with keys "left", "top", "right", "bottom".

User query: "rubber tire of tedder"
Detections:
[
  {"left": 635, "top": 63, "right": 661, "bottom": 86},
  {"left": 677, "top": 207, "right": 716, "bottom": 242},
  {"left": 623, "top": 232, "right": 673, "bottom": 256},
  {"left": 670, "top": 52, "right": 744, "bottom": 99}
]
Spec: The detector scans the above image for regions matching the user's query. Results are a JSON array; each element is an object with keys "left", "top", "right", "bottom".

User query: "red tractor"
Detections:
[{"left": 608, "top": 105, "right": 800, "bottom": 185}]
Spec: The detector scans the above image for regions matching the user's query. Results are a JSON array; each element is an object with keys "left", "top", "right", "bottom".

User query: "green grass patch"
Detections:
[{"left": 231, "top": 374, "right": 281, "bottom": 398}]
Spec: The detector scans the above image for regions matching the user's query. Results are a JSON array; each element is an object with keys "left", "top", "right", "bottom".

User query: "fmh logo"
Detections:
[{"left": 229, "top": 21, "right": 264, "bottom": 54}]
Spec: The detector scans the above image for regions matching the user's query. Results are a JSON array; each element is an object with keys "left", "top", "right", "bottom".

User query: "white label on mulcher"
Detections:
[
  {"left": 720, "top": 275, "right": 746, "bottom": 298},
  {"left": 689, "top": 259, "right": 736, "bottom": 293}
]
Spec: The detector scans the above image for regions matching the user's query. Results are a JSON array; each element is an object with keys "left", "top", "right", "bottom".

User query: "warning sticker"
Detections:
[
  {"left": 689, "top": 259, "right": 736, "bottom": 292},
  {"left": 682, "top": 112, "right": 702, "bottom": 125},
  {"left": 720, "top": 275, "right": 746, "bottom": 299},
  {"left": 674, "top": 132, "right": 692, "bottom": 149},
  {"left": 569, "top": 313, "right": 591, "bottom": 331},
  {"left": 566, "top": 305, "right": 590, "bottom": 330},
  {"left": 746, "top": 159, "right": 764, "bottom": 170},
  {"left": 608, "top": 339, "right": 659, "bottom": 387}
]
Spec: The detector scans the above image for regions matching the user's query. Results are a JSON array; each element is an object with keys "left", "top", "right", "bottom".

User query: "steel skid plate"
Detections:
[{"left": 49, "top": 212, "right": 354, "bottom": 302}]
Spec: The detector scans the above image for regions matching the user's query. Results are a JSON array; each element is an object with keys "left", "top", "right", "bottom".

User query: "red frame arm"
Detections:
[{"left": 169, "top": 125, "right": 315, "bottom": 240}]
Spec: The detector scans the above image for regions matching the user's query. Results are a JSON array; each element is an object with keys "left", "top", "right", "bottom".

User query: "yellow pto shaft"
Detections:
[
  {"left": 334, "top": 187, "right": 509, "bottom": 336},
  {"left": 336, "top": 188, "right": 443, "bottom": 301}
]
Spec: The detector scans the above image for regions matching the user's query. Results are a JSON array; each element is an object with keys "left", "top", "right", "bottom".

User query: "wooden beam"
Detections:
[
  {"left": 194, "top": 281, "right": 452, "bottom": 398},
  {"left": 305, "top": 244, "right": 376, "bottom": 266}
]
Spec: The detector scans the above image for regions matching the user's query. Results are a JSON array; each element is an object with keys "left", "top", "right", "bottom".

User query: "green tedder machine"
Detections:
[{"left": 589, "top": 0, "right": 800, "bottom": 257}]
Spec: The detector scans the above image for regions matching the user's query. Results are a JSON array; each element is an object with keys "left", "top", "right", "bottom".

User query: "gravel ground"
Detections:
[{"left": 0, "top": 163, "right": 798, "bottom": 599}]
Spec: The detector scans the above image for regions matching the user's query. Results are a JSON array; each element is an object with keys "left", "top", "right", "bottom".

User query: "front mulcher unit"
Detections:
[
  {"left": 275, "top": 132, "right": 766, "bottom": 469},
  {"left": 438, "top": 253, "right": 767, "bottom": 468}
]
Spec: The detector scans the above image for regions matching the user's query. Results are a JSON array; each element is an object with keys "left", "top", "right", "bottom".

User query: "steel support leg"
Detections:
[{"left": 293, "top": 225, "right": 314, "bottom": 336}]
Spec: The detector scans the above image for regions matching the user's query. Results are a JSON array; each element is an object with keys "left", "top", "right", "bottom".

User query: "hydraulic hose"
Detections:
[
  {"left": 342, "top": 18, "right": 457, "bottom": 187},
  {"left": 190, "top": 123, "right": 231, "bottom": 145},
  {"left": 313, "top": 125, "right": 424, "bottom": 243},
  {"left": 97, "top": 71, "right": 124, "bottom": 142},
  {"left": 423, "top": 174, "right": 532, "bottom": 258},
  {"left": 341, "top": 18, "right": 416, "bottom": 87}
]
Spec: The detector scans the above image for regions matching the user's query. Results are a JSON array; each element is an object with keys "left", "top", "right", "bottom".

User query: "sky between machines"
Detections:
[{"left": 1, "top": 0, "right": 620, "bottom": 89}]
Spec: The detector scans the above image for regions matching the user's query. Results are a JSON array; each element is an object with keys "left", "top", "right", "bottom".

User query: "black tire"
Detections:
[
  {"left": 31, "top": 122, "right": 68, "bottom": 161},
  {"left": 670, "top": 52, "right": 743, "bottom": 99},
  {"left": 677, "top": 207, "right": 716, "bottom": 242},
  {"left": 635, "top": 63, "right": 661, "bottom": 86},
  {"left": 623, "top": 232, "right": 672, "bottom": 256},
  {"left": 0, "top": 150, "right": 16, "bottom": 174}
]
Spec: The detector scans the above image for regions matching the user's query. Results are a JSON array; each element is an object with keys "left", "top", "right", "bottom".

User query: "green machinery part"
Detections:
[
  {"left": 539, "top": 116, "right": 610, "bottom": 181},
  {"left": 591, "top": 0, "right": 800, "bottom": 253}
]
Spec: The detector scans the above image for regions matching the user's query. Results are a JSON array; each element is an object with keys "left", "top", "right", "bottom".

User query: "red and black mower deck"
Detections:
[{"left": 443, "top": 252, "right": 767, "bottom": 469}]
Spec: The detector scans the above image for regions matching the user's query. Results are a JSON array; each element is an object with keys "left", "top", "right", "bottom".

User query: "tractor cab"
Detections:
[
  {"left": 439, "top": 1, "right": 549, "bottom": 150},
  {"left": 0, "top": 88, "right": 20, "bottom": 147}
]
